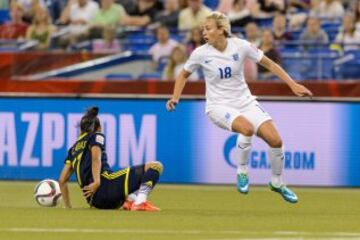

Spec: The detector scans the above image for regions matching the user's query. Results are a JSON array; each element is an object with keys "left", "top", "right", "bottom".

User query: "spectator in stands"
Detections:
[
  {"left": 162, "top": 45, "right": 200, "bottom": 81},
  {"left": 126, "top": 0, "right": 163, "bottom": 27},
  {"left": 0, "top": 0, "right": 9, "bottom": 9},
  {"left": 273, "top": 13, "right": 293, "bottom": 42},
  {"left": 300, "top": 17, "right": 329, "bottom": 48},
  {"left": 178, "top": 0, "right": 211, "bottom": 30},
  {"left": 217, "top": 0, "right": 257, "bottom": 14},
  {"left": 352, "top": 0, "right": 360, "bottom": 31},
  {"left": 310, "top": 0, "right": 345, "bottom": 19},
  {"left": 243, "top": 21, "right": 260, "bottom": 82},
  {"left": 116, "top": 0, "right": 136, "bottom": 13},
  {"left": 0, "top": 4, "right": 28, "bottom": 39},
  {"left": 258, "top": 29, "right": 282, "bottom": 79},
  {"left": 149, "top": 25, "right": 179, "bottom": 67},
  {"left": 288, "top": 0, "right": 311, "bottom": 11},
  {"left": 59, "top": 0, "right": 99, "bottom": 48},
  {"left": 228, "top": 0, "right": 253, "bottom": 28},
  {"left": 57, "top": 0, "right": 69, "bottom": 16},
  {"left": 26, "top": 8, "right": 55, "bottom": 50},
  {"left": 186, "top": 26, "right": 205, "bottom": 54},
  {"left": 286, "top": 0, "right": 311, "bottom": 29},
  {"left": 178, "top": 0, "right": 188, "bottom": 9},
  {"left": 216, "top": 0, "right": 233, "bottom": 14},
  {"left": 258, "top": 0, "right": 286, "bottom": 15},
  {"left": 92, "top": 25, "right": 121, "bottom": 53},
  {"left": 17, "top": 0, "right": 46, "bottom": 23},
  {"left": 59, "top": 0, "right": 99, "bottom": 32},
  {"left": 245, "top": 22, "right": 261, "bottom": 47},
  {"left": 153, "top": 0, "right": 179, "bottom": 28},
  {"left": 88, "top": 0, "right": 125, "bottom": 38},
  {"left": 335, "top": 14, "right": 360, "bottom": 51},
  {"left": 91, "top": 0, "right": 124, "bottom": 27}
]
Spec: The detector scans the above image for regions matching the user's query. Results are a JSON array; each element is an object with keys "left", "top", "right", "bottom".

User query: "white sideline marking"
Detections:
[
  {"left": 1, "top": 228, "right": 360, "bottom": 238},
  {"left": 158, "top": 185, "right": 360, "bottom": 194},
  {"left": 206, "top": 238, "right": 360, "bottom": 240}
]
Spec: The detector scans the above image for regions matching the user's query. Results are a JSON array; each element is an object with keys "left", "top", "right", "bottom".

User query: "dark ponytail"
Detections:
[{"left": 80, "top": 106, "right": 100, "bottom": 133}]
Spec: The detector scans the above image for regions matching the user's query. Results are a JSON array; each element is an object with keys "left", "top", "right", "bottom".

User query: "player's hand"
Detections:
[
  {"left": 82, "top": 181, "right": 100, "bottom": 198},
  {"left": 166, "top": 99, "right": 178, "bottom": 111},
  {"left": 291, "top": 83, "right": 313, "bottom": 98}
]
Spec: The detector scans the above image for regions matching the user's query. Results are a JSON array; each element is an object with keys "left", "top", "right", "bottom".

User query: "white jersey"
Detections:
[{"left": 184, "top": 37, "right": 264, "bottom": 112}]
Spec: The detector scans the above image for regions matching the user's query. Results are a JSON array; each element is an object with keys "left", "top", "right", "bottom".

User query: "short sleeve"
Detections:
[
  {"left": 117, "top": 4, "right": 126, "bottom": 23},
  {"left": 184, "top": 48, "right": 202, "bottom": 73},
  {"left": 241, "top": 39, "right": 264, "bottom": 63},
  {"left": 64, "top": 150, "right": 72, "bottom": 165},
  {"left": 88, "top": 133, "right": 105, "bottom": 149}
]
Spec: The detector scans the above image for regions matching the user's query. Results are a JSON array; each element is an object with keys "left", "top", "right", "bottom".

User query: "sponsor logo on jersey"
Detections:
[
  {"left": 205, "top": 59, "right": 213, "bottom": 64},
  {"left": 96, "top": 135, "right": 105, "bottom": 145}
]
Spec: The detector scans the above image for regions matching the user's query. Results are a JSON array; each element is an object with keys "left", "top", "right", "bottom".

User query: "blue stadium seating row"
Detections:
[
  {"left": 103, "top": 50, "right": 360, "bottom": 81},
  {"left": 105, "top": 72, "right": 162, "bottom": 81},
  {"left": 0, "top": 10, "right": 9, "bottom": 24}
]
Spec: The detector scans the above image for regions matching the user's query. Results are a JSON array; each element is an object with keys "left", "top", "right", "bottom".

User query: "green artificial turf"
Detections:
[{"left": 0, "top": 182, "right": 359, "bottom": 240}]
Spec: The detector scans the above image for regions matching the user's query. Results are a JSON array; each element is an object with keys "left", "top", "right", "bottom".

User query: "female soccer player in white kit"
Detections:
[{"left": 166, "top": 12, "right": 313, "bottom": 203}]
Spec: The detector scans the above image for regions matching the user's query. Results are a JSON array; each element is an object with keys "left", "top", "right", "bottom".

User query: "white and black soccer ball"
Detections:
[{"left": 34, "top": 179, "right": 62, "bottom": 207}]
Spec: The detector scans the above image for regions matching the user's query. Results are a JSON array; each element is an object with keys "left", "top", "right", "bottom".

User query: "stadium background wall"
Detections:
[{"left": 0, "top": 97, "right": 359, "bottom": 186}]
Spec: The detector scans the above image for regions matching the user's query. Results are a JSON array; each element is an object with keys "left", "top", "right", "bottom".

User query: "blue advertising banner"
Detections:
[{"left": 0, "top": 97, "right": 359, "bottom": 186}]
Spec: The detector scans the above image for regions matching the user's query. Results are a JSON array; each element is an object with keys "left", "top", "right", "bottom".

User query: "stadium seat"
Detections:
[
  {"left": 254, "top": 17, "right": 273, "bottom": 28},
  {"left": 138, "top": 72, "right": 162, "bottom": 81},
  {"left": 282, "top": 51, "right": 337, "bottom": 80},
  {"left": 333, "top": 51, "right": 360, "bottom": 79},
  {"left": 105, "top": 73, "right": 133, "bottom": 81},
  {"left": 204, "top": 0, "right": 219, "bottom": 10},
  {"left": 0, "top": 9, "right": 9, "bottom": 24}
]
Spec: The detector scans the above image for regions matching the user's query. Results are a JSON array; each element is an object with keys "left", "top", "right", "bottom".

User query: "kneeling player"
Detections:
[{"left": 58, "top": 106, "right": 163, "bottom": 211}]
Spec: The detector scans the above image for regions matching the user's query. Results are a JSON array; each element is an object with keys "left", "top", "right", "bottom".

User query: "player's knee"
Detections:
[
  {"left": 232, "top": 116, "right": 254, "bottom": 136},
  {"left": 269, "top": 138, "right": 283, "bottom": 148},
  {"left": 147, "top": 161, "right": 164, "bottom": 174},
  {"left": 241, "top": 127, "right": 254, "bottom": 137}
]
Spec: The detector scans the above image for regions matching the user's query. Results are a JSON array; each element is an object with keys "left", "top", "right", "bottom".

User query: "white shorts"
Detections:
[{"left": 206, "top": 100, "right": 272, "bottom": 133}]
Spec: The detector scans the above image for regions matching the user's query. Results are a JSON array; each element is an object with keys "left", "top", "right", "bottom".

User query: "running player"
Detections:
[
  {"left": 166, "top": 12, "right": 313, "bottom": 203},
  {"left": 59, "top": 106, "right": 163, "bottom": 211}
]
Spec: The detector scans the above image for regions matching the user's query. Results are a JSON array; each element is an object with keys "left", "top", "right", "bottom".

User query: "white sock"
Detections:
[
  {"left": 134, "top": 184, "right": 152, "bottom": 205},
  {"left": 268, "top": 147, "right": 284, "bottom": 187},
  {"left": 127, "top": 191, "right": 138, "bottom": 202},
  {"left": 134, "top": 193, "right": 147, "bottom": 205},
  {"left": 236, "top": 134, "right": 252, "bottom": 175}
]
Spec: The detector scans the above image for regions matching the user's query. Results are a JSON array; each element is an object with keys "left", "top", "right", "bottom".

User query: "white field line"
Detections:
[
  {"left": 1, "top": 228, "right": 360, "bottom": 238},
  {"left": 205, "top": 238, "right": 360, "bottom": 240},
  {"left": 158, "top": 185, "right": 360, "bottom": 195}
]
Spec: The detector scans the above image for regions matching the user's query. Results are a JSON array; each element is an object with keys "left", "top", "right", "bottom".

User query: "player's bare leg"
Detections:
[
  {"left": 257, "top": 120, "right": 298, "bottom": 203},
  {"left": 231, "top": 116, "right": 254, "bottom": 194}
]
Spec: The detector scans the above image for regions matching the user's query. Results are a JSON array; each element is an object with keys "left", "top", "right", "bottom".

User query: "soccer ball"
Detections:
[{"left": 34, "top": 179, "right": 62, "bottom": 207}]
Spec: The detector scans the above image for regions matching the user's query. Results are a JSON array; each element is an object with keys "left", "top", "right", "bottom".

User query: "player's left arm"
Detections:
[
  {"left": 259, "top": 55, "right": 313, "bottom": 97},
  {"left": 59, "top": 163, "right": 73, "bottom": 209}
]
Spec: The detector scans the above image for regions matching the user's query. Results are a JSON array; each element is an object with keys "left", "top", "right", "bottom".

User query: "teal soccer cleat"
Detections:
[
  {"left": 237, "top": 173, "right": 249, "bottom": 194},
  {"left": 269, "top": 182, "right": 298, "bottom": 203}
]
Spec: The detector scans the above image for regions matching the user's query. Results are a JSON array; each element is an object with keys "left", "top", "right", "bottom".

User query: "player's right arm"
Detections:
[
  {"left": 59, "top": 163, "right": 73, "bottom": 209},
  {"left": 166, "top": 69, "right": 191, "bottom": 111},
  {"left": 167, "top": 47, "right": 202, "bottom": 111}
]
